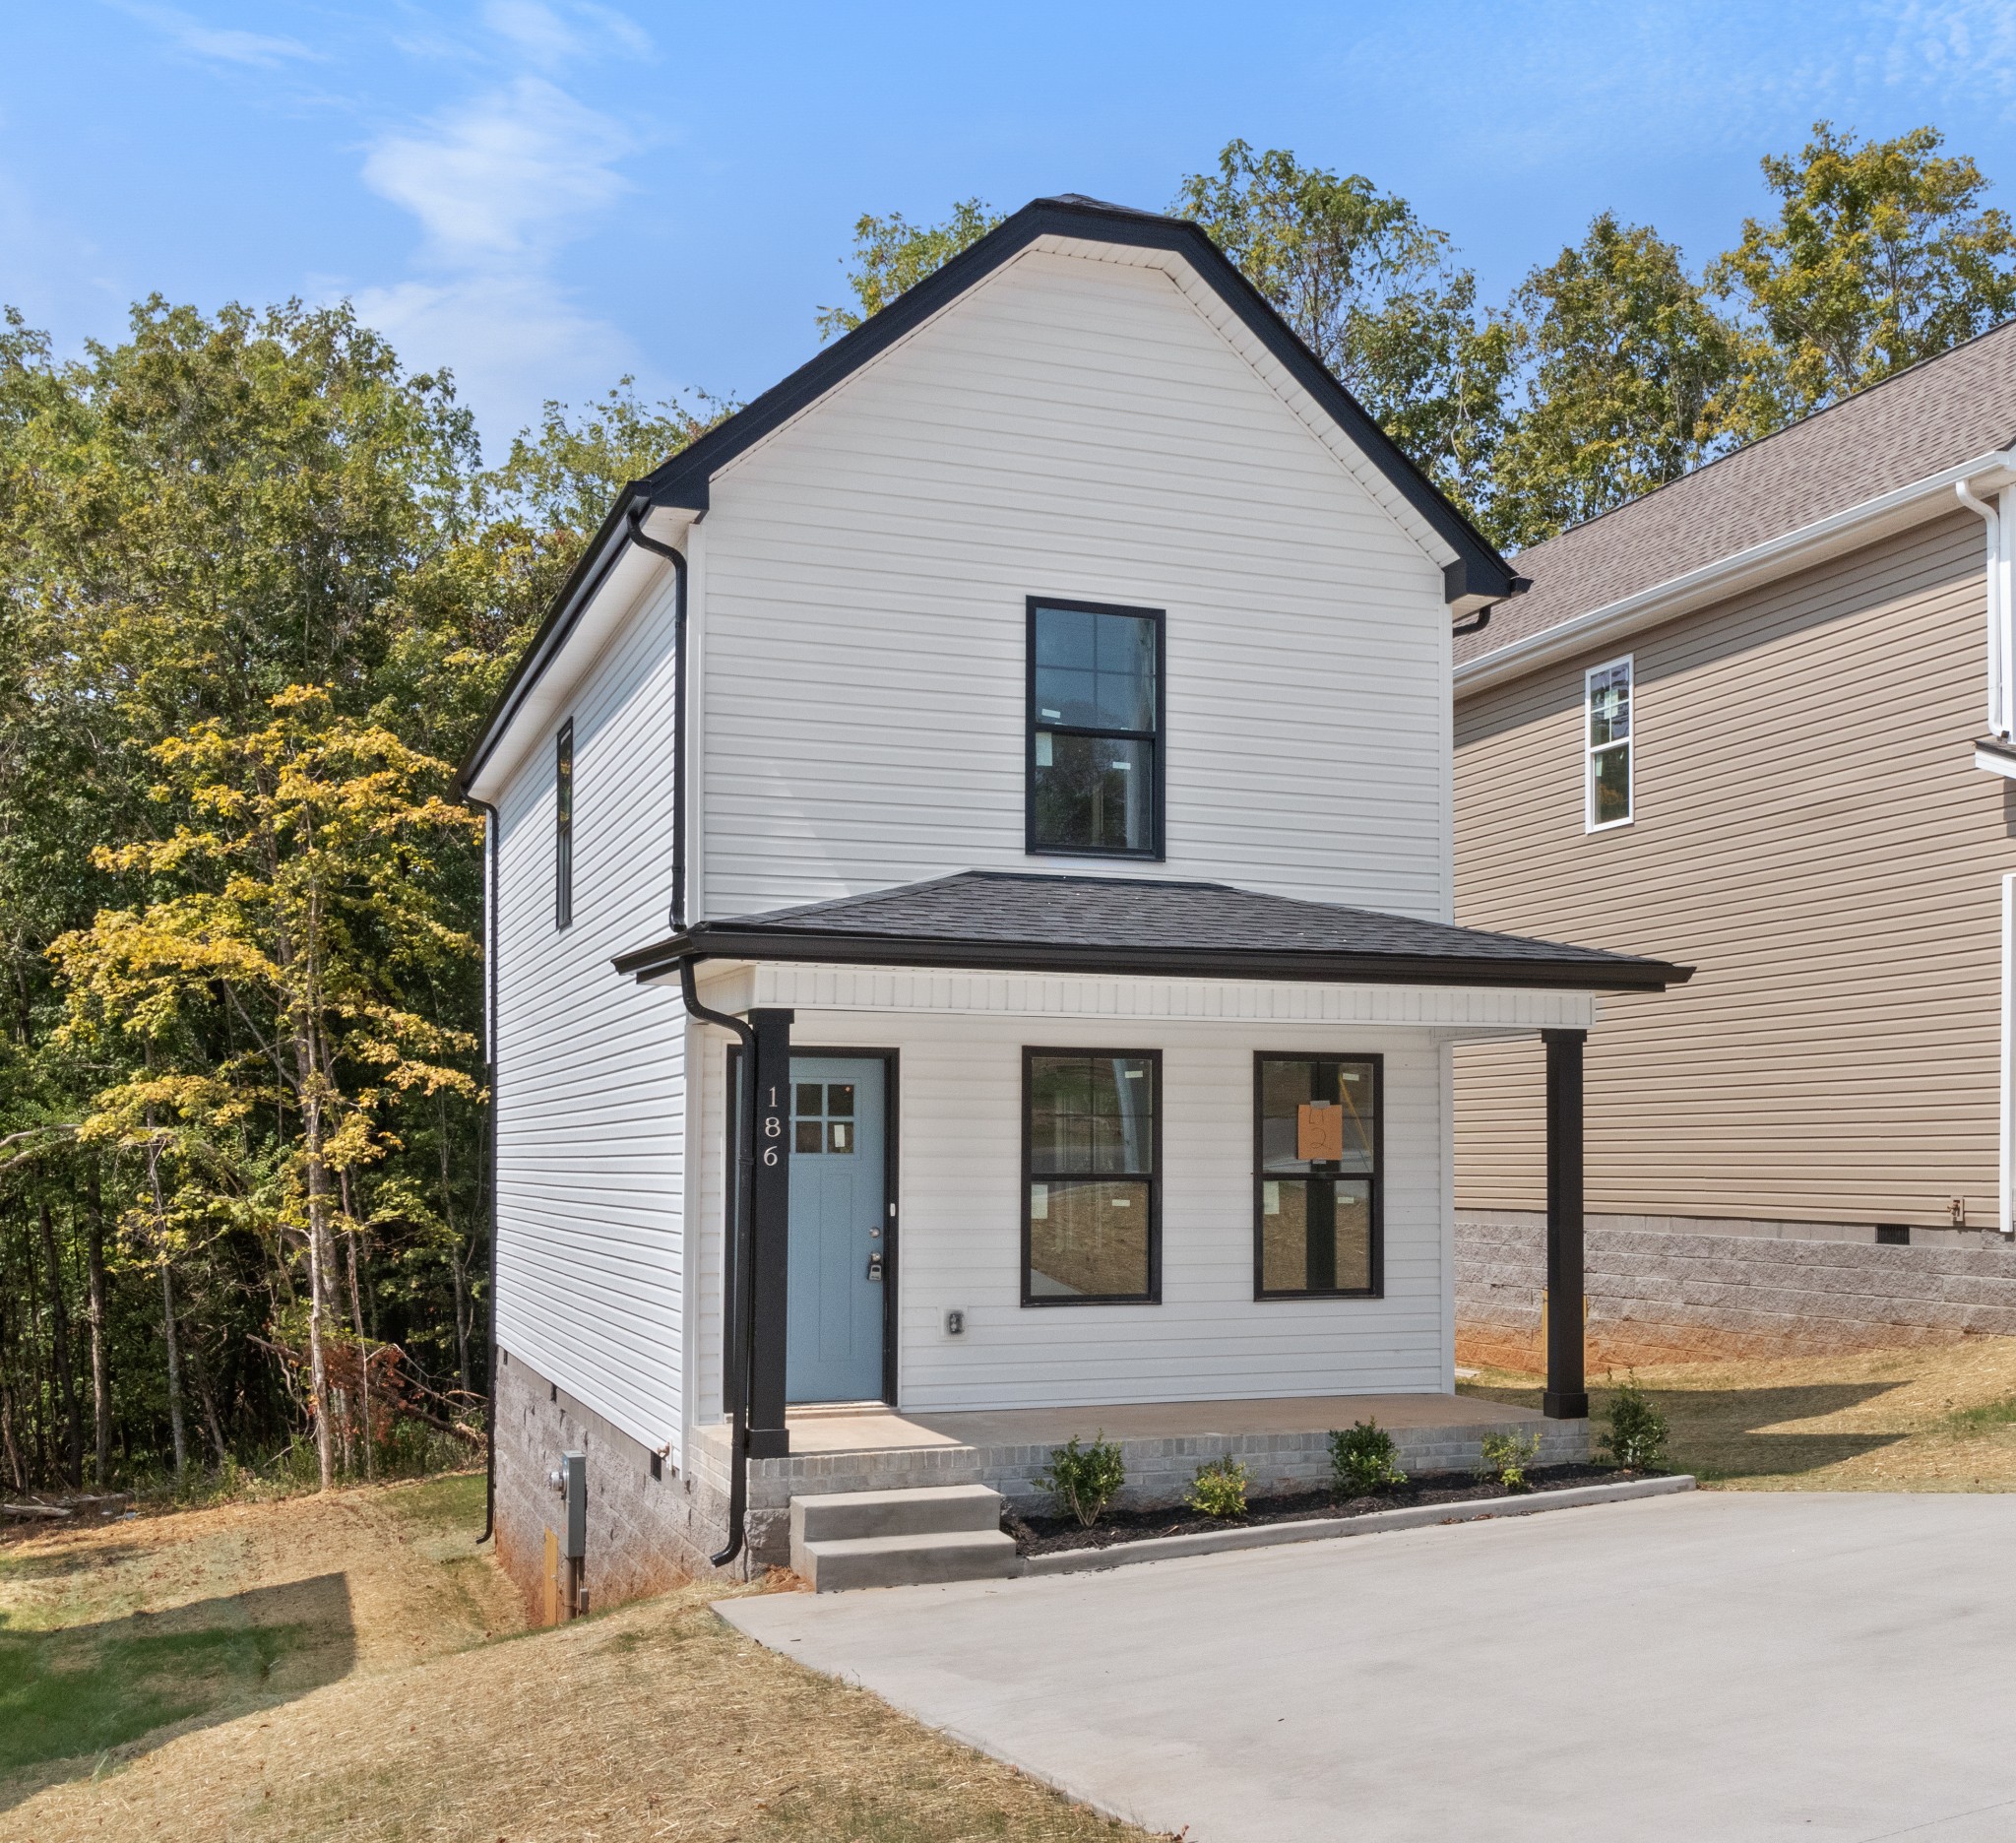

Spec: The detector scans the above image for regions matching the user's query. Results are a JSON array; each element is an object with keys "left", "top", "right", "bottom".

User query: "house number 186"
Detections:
[{"left": 762, "top": 1086, "right": 784, "bottom": 1167}]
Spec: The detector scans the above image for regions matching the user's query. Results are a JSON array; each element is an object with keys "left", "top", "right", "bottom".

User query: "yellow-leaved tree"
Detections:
[{"left": 54, "top": 685, "right": 483, "bottom": 1490}]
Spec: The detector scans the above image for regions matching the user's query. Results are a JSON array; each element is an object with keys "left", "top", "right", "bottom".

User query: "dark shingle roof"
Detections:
[
  {"left": 613, "top": 871, "right": 1689, "bottom": 990},
  {"left": 1457, "top": 319, "right": 2016, "bottom": 668}
]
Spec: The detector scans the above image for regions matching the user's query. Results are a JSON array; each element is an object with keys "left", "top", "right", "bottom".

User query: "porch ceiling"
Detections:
[{"left": 613, "top": 870, "right": 1690, "bottom": 992}]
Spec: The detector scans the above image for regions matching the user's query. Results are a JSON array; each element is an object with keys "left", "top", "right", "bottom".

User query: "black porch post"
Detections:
[
  {"left": 1543, "top": 1027, "right": 1590, "bottom": 1420},
  {"left": 746, "top": 1007, "right": 794, "bottom": 1458}
]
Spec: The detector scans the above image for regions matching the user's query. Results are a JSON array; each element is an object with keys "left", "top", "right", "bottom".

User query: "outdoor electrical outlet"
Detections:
[{"left": 944, "top": 1309, "right": 965, "bottom": 1336}]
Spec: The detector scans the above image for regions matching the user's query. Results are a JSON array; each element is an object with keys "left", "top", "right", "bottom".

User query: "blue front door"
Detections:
[{"left": 787, "top": 1056, "right": 887, "bottom": 1402}]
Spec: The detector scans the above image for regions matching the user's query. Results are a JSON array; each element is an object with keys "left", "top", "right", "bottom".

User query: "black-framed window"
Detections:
[
  {"left": 554, "top": 719, "right": 574, "bottom": 929},
  {"left": 1027, "top": 598, "right": 1165, "bottom": 858},
  {"left": 1023, "top": 1049, "right": 1161, "bottom": 1304},
  {"left": 1254, "top": 1053, "right": 1382, "bottom": 1299}
]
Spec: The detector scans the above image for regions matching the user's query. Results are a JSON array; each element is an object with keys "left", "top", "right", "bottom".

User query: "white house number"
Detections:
[{"left": 762, "top": 1085, "right": 784, "bottom": 1167}]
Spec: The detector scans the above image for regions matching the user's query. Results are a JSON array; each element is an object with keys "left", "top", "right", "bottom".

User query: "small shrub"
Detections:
[
  {"left": 1184, "top": 1456, "right": 1250, "bottom": 1519},
  {"left": 1329, "top": 1420, "right": 1408, "bottom": 1497},
  {"left": 1477, "top": 1430, "right": 1543, "bottom": 1493},
  {"left": 1033, "top": 1433, "right": 1127, "bottom": 1527},
  {"left": 1600, "top": 1375, "right": 1670, "bottom": 1472}
]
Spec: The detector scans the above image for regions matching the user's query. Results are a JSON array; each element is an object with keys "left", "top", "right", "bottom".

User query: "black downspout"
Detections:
[
  {"left": 679, "top": 957, "right": 757, "bottom": 1568},
  {"left": 470, "top": 793, "right": 501, "bottom": 1545},
  {"left": 624, "top": 503, "right": 690, "bottom": 930},
  {"left": 1450, "top": 605, "right": 1490, "bottom": 639}
]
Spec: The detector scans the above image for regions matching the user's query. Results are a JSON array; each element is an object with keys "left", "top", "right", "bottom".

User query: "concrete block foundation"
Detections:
[{"left": 1458, "top": 1211, "right": 2016, "bottom": 1367}]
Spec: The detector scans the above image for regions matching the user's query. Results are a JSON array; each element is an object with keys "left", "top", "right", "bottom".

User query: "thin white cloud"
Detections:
[
  {"left": 350, "top": 272, "right": 634, "bottom": 438},
  {"left": 480, "top": 0, "right": 653, "bottom": 64},
  {"left": 115, "top": 2, "right": 321, "bottom": 69},
  {"left": 362, "top": 77, "right": 633, "bottom": 261}
]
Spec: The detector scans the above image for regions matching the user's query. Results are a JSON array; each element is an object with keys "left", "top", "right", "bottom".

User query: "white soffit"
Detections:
[{"left": 1456, "top": 451, "right": 2016, "bottom": 696}]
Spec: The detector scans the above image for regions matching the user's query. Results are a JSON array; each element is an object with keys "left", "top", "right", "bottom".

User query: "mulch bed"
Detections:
[{"left": 1006, "top": 1463, "right": 1653, "bottom": 1556}]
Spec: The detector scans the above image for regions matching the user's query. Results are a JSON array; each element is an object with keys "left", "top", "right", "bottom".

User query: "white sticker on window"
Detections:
[
  {"left": 1030, "top": 1183, "right": 1048, "bottom": 1220},
  {"left": 1263, "top": 1180, "right": 1281, "bottom": 1216},
  {"left": 1035, "top": 732, "right": 1053, "bottom": 767}
]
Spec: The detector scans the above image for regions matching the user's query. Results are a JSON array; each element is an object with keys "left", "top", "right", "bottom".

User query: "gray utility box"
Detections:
[{"left": 558, "top": 1450, "right": 587, "bottom": 1559}]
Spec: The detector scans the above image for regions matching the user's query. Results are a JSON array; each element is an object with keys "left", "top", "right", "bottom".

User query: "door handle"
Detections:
[{"left": 865, "top": 1251, "right": 885, "bottom": 1281}]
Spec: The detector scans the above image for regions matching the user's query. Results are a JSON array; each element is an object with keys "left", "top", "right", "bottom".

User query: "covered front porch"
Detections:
[{"left": 612, "top": 868, "right": 1690, "bottom": 1566}]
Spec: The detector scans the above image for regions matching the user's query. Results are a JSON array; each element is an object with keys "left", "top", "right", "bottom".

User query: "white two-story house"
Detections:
[{"left": 458, "top": 195, "right": 1686, "bottom": 1610}]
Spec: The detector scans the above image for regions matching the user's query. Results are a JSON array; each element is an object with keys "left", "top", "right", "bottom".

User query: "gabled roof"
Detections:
[
  {"left": 611, "top": 870, "right": 1691, "bottom": 991},
  {"left": 460, "top": 194, "right": 1518, "bottom": 794},
  {"left": 1457, "top": 319, "right": 2016, "bottom": 676}
]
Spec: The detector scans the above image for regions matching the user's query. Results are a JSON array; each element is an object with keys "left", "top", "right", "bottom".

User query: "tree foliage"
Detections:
[
  {"left": 1490, "top": 214, "right": 1742, "bottom": 549},
  {"left": 816, "top": 199, "right": 1004, "bottom": 341},
  {"left": 0, "top": 298, "right": 712, "bottom": 1495},
  {"left": 1711, "top": 122, "right": 2016, "bottom": 434}
]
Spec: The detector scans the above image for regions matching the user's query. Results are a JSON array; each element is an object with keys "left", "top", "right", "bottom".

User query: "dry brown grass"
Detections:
[
  {"left": 1460, "top": 1335, "right": 2016, "bottom": 1491},
  {"left": 1, "top": 1475, "right": 1156, "bottom": 1843}
]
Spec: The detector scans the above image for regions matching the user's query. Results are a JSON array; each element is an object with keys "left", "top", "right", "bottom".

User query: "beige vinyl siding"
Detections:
[{"left": 1453, "top": 510, "right": 2010, "bottom": 1229}]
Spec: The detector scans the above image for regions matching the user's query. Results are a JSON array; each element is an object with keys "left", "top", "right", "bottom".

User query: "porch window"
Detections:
[
  {"left": 1024, "top": 1049, "right": 1160, "bottom": 1303},
  {"left": 1028, "top": 599, "right": 1165, "bottom": 858},
  {"left": 1585, "top": 657, "right": 1632, "bottom": 830},
  {"left": 1255, "top": 1053, "right": 1381, "bottom": 1298},
  {"left": 554, "top": 718, "right": 574, "bottom": 929}
]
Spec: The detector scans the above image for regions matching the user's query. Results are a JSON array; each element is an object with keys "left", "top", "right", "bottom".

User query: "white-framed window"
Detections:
[{"left": 1585, "top": 657, "right": 1633, "bottom": 831}]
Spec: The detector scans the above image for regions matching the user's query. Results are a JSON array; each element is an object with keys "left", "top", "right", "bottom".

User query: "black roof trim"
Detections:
[
  {"left": 611, "top": 871, "right": 1689, "bottom": 993},
  {"left": 639, "top": 196, "right": 1512, "bottom": 596},
  {"left": 459, "top": 195, "right": 1518, "bottom": 792}
]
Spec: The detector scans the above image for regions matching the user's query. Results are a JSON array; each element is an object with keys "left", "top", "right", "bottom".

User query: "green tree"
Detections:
[
  {"left": 54, "top": 687, "right": 483, "bottom": 1490},
  {"left": 816, "top": 199, "right": 1004, "bottom": 340},
  {"left": 1174, "top": 142, "right": 1514, "bottom": 526},
  {"left": 1712, "top": 122, "right": 2016, "bottom": 433},
  {"left": 1492, "top": 214, "right": 1741, "bottom": 548}
]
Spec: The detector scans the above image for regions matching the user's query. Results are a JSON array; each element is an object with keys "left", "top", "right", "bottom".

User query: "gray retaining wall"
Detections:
[{"left": 1458, "top": 1211, "right": 2016, "bottom": 1367}]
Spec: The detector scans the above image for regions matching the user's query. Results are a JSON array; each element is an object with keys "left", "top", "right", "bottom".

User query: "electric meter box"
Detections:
[{"left": 559, "top": 1450, "right": 587, "bottom": 1559}]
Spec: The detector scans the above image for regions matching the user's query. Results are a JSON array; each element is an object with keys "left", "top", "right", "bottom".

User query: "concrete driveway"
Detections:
[{"left": 721, "top": 1492, "right": 2016, "bottom": 1842}]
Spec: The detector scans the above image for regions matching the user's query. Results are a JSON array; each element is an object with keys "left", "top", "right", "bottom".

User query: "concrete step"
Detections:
[
  {"left": 791, "top": 1483, "right": 1003, "bottom": 1545},
  {"left": 794, "top": 1527, "right": 1021, "bottom": 1593}
]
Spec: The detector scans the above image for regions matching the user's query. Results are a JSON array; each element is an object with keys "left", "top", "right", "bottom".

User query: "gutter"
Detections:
[
  {"left": 675, "top": 959, "right": 758, "bottom": 1567},
  {"left": 1457, "top": 448, "right": 2016, "bottom": 696}
]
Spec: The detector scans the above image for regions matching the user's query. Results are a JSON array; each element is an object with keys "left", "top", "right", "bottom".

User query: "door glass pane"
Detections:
[
  {"left": 794, "top": 1119, "right": 823, "bottom": 1155},
  {"left": 1028, "top": 1179, "right": 1151, "bottom": 1298},
  {"left": 1032, "top": 732, "right": 1154, "bottom": 852},
  {"left": 827, "top": 1120, "right": 853, "bottom": 1155},
  {"left": 795, "top": 1082, "right": 823, "bottom": 1116},
  {"left": 826, "top": 1083, "right": 854, "bottom": 1117}
]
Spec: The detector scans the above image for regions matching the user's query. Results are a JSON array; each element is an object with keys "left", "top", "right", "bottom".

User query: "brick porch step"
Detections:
[{"left": 789, "top": 1484, "right": 1018, "bottom": 1591}]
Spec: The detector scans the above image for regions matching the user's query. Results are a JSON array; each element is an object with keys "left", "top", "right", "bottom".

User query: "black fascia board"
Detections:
[
  {"left": 640, "top": 196, "right": 1515, "bottom": 600},
  {"left": 611, "top": 923, "right": 1691, "bottom": 993}
]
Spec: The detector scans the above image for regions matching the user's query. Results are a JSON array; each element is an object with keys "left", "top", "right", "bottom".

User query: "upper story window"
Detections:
[
  {"left": 1585, "top": 657, "right": 1632, "bottom": 832},
  {"left": 554, "top": 719, "right": 574, "bottom": 928},
  {"left": 1028, "top": 599, "right": 1164, "bottom": 858}
]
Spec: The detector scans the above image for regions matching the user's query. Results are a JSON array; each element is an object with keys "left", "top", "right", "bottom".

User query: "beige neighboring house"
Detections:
[{"left": 1452, "top": 323, "right": 2016, "bottom": 1366}]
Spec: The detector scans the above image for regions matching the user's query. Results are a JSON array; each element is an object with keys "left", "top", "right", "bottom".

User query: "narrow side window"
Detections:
[
  {"left": 1585, "top": 657, "right": 1632, "bottom": 831},
  {"left": 555, "top": 719, "right": 574, "bottom": 928}
]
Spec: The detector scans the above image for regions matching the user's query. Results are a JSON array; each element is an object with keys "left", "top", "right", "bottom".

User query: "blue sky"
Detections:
[{"left": 10, "top": 1, "right": 2016, "bottom": 453}]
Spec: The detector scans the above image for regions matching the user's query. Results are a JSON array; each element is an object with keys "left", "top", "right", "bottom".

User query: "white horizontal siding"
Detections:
[
  {"left": 692, "top": 1003, "right": 1451, "bottom": 1416},
  {"left": 697, "top": 246, "right": 1452, "bottom": 922},
  {"left": 492, "top": 564, "right": 688, "bottom": 1455}
]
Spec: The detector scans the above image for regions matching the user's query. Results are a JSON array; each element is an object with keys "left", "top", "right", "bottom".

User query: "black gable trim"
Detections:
[{"left": 641, "top": 196, "right": 1513, "bottom": 599}]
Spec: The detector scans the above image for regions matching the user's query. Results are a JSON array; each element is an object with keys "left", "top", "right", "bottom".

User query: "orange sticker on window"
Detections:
[{"left": 1297, "top": 1102, "right": 1345, "bottom": 1163}]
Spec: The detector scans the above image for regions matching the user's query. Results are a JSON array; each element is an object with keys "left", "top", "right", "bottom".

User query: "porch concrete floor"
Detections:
[
  {"left": 723, "top": 1491, "right": 2016, "bottom": 1842},
  {"left": 765, "top": 1391, "right": 1546, "bottom": 1457}
]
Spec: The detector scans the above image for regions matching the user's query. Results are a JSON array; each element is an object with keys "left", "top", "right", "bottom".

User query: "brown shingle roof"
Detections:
[{"left": 1456, "top": 319, "right": 2016, "bottom": 668}]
